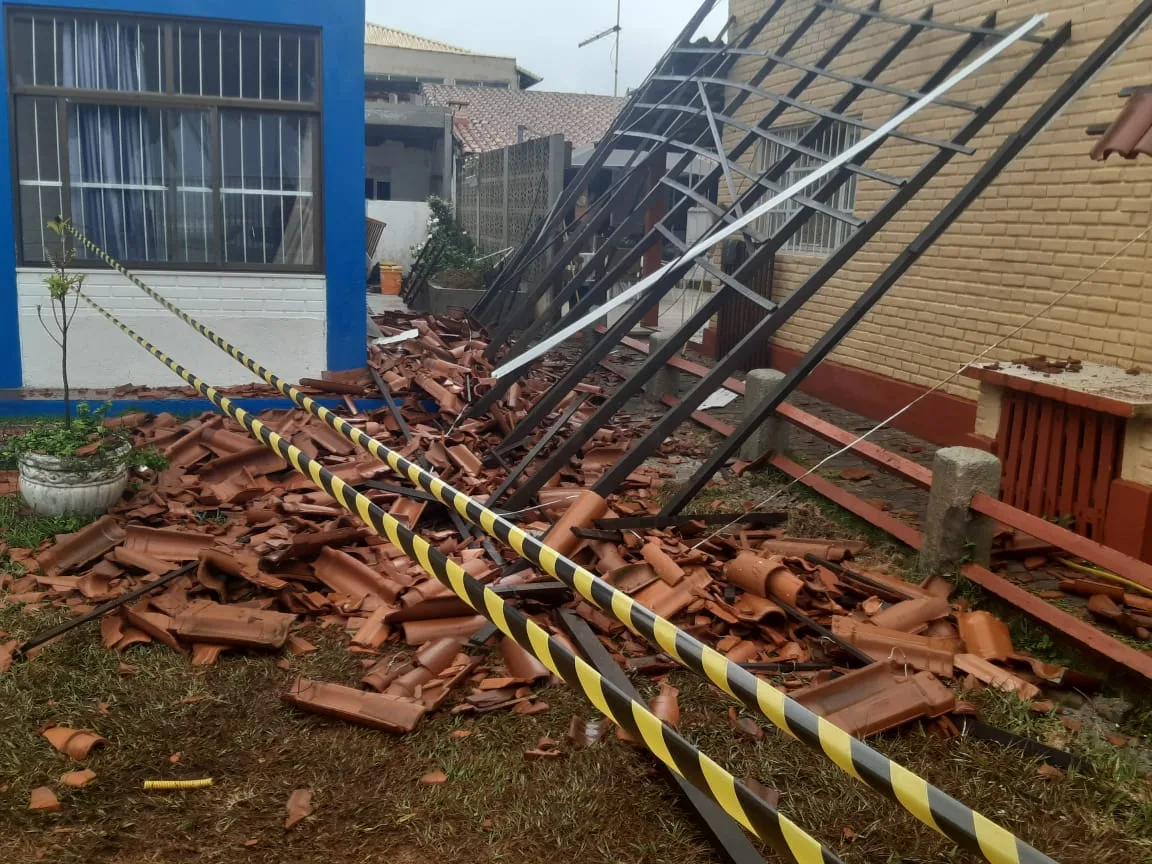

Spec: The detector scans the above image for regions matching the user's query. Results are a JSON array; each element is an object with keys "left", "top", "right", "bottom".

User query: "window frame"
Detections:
[
  {"left": 6, "top": 6, "right": 324, "bottom": 273},
  {"left": 756, "top": 119, "right": 859, "bottom": 257}
]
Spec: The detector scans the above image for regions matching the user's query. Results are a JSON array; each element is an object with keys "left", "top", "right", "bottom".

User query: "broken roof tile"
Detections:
[
  {"left": 284, "top": 678, "right": 426, "bottom": 733},
  {"left": 173, "top": 602, "right": 295, "bottom": 649},
  {"left": 401, "top": 615, "right": 487, "bottom": 646},
  {"left": 869, "top": 597, "right": 952, "bottom": 633},
  {"left": 42, "top": 726, "right": 106, "bottom": 760},
  {"left": 124, "top": 526, "right": 214, "bottom": 562},
  {"left": 832, "top": 618, "right": 957, "bottom": 676},
  {"left": 957, "top": 611, "right": 1014, "bottom": 661},
  {"left": 953, "top": 654, "right": 1041, "bottom": 701},
  {"left": 793, "top": 661, "right": 955, "bottom": 737},
  {"left": 37, "top": 515, "right": 125, "bottom": 576}
]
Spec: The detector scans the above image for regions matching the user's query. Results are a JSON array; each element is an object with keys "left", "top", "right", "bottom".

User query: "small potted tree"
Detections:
[{"left": 2, "top": 222, "right": 132, "bottom": 517}]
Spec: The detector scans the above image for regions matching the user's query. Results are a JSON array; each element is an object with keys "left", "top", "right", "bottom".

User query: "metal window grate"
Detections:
[
  {"left": 757, "top": 121, "right": 859, "bottom": 254},
  {"left": 7, "top": 8, "right": 322, "bottom": 270}
]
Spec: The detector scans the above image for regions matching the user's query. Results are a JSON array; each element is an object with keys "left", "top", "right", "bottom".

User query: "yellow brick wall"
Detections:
[{"left": 722, "top": 0, "right": 1152, "bottom": 406}]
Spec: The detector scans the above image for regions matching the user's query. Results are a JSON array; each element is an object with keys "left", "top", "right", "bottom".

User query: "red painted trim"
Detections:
[
  {"left": 593, "top": 357, "right": 1152, "bottom": 680},
  {"left": 1104, "top": 479, "right": 1152, "bottom": 563},
  {"left": 768, "top": 345, "right": 977, "bottom": 447}
]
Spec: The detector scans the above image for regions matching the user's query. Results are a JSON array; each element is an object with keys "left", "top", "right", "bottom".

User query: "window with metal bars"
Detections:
[
  {"left": 756, "top": 120, "right": 859, "bottom": 255},
  {"left": 8, "top": 10, "right": 321, "bottom": 270}
]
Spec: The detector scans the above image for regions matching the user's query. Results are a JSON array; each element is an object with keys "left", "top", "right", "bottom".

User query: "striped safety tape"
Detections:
[
  {"left": 57, "top": 219, "right": 1057, "bottom": 864},
  {"left": 73, "top": 286, "right": 844, "bottom": 864}
]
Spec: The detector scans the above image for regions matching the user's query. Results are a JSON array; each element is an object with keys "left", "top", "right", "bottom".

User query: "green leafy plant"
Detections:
[
  {"left": 1, "top": 402, "right": 129, "bottom": 467},
  {"left": 411, "top": 196, "right": 497, "bottom": 287}
]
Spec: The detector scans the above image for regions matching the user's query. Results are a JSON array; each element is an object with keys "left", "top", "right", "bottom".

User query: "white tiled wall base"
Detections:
[{"left": 17, "top": 269, "right": 328, "bottom": 388}]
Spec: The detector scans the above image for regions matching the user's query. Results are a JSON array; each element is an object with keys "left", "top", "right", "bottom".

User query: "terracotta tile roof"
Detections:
[
  {"left": 365, "top": 23, "right": 474, "bottom": 56},
  {"left": 1090, "top": 90, "right": 1152, "bottom": 160},
  {"left": 423, "top": 84, "right": 627, "bottom": 155}
]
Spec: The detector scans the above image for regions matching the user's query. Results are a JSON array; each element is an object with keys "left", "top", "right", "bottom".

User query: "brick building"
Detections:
[{"left": 723, "top": 0, "right": 1152, "bottom": 453}]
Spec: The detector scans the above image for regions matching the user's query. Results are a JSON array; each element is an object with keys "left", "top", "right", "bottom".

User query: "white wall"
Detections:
[
  {"left": 367, "top": 201, "right": 431, "bottom": 270},
  {"left": 17, "top": 269, "right": 328, "bottom": 389},
  {"left": 366, "top": 140, "right": 437, "bottom": 201},
  {"left": 364, "top": 45, "right": 519, "bottom": 88}
]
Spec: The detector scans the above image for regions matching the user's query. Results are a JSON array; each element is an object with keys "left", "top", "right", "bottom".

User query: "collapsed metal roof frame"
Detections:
[{"left": 462, "top": 0, "right": 1073, "bottom": 514}]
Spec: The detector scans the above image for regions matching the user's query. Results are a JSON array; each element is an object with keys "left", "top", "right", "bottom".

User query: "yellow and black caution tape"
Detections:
[
  {"left": 59, "top": 219, "right": 1057, "bottom": 864},
  {"left": 73, "top": 287, "right": 844, "bottom": 864}
]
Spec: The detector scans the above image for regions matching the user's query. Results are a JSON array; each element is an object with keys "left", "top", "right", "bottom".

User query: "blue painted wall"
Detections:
[{"left": 0, "top": 0, "right": 366, "bottom": 387}]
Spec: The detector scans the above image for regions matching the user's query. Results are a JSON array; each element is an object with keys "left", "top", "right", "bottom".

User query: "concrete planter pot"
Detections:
[{"left": 17, "top": 441, "right": 131, "bottom": 518}]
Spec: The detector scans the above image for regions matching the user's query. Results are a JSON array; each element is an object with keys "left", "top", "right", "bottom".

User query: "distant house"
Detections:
[
  {"left": 0, "top": 0, "right": 366, "bottom": 390},
  {"left": 422, "top": 85, "right": 626, "bottom": 156},
  {"left": 363, "top": 25, "right": 544, "bottom": 268}
]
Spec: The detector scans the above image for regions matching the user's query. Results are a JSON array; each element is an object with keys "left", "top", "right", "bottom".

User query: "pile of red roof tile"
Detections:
[{"left": 0, "top": 312, "right": 1098, "bottom": 743}]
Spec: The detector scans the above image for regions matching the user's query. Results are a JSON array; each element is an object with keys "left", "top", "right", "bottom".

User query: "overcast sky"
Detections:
[{"left": 363, "top": 0, "right": 729, "bottom": 95}]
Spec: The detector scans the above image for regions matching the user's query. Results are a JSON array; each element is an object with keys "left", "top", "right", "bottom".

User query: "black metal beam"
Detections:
[
  {"left": 502, "top": 9, "right": 926, "bottom": 504},
  {"left": 491, "top": 3, "right": 872, "bottom": 459},
  {"left": 661, "top": 21, "right": 1075, "bottom": 512},
  {"left": 556, "top": 610, "right": 769, "bottom": 864},
  {"left": 594, "top": 10, "right": 1032, "bottom": 498}
]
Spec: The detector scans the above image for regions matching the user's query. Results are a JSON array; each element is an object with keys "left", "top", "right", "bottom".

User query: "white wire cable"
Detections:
[{"left": 690, "top": 220, "right": 1152, "bottom": 550}]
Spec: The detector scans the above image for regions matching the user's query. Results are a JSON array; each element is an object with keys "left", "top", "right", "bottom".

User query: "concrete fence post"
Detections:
[
  {"left": 643, "top": 332, "right": 680, "bottom": 401},
  {"left": 919, "top": 447, "right": 1002, "bottom": 574},
  {"left": 740, "top": 369, "right": 789, "bottom": 461}
]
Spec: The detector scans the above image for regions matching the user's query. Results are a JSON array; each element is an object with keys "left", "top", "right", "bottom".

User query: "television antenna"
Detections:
[{"left": 579, "top": 0, "right": 622, "bottom": 96}]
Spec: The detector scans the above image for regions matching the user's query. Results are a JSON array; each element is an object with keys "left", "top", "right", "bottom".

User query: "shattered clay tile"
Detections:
[
  {"left": 650, "top": 682, "right": 680, "bottom": 727},
  {"left": 447, "top": 444, "right": 483, "bottom": 476},
  {"left": 641, "top": 543, "right": 685, "bottom": 586},
  {"left": 512, "top": 701, "right": 549, "bottom": 716},
  {"left": 199, "top": 427, "right": 253, "bottom": 457},
  {"left": 28, "top": 786, "right": 61, "bottom": 811},
  {"left": 1058, "top": 579, "right": 1126, "bottom": 601},
  {"left": 542, "top": 490, "right": 609, "bottom": 557},
  {"left": 313, "top": 547, "right": 403, "bottom": 606},
  {"left": 479, "top": 677, "right": 521, "bottom": 690},
  {"left": 869, "top": 597, "right": 952, "bottom": 633},
  {"left": 173, "top": 602, "right": 295, "bottom": 649},
  {"left": 758, "top": 538, "right": 864, "bottom": 562},
  {"left": 1124, "top": 593, "right": 1152, "bottom": 614},
  {"left": 566, "top": 715, "right": 607, "bottom": 748},
  {"left": 420, "top": 769, "right": 449, "bottom": 784},
  {"left": 108, "top": 546, "right": 172, "bottom": 575},
  {"left": 100, "top": 614, "right": 124, "bottom": 649},
  {"left": 609, "top": 563, "right": 659, "bottom": 594},
  {"left": 402, "top": 616, "right": 487, "bottom": 646},
  {"left": 724, "top": 552, "right": 802, "bottom": 603},
  {"left": 42, "top": 727, "right": 107, "bottom": 760},
  {"left": 284, "top": 679, "right": 425, "bottom": 733},
  {"left": 37, "top": 515, "right": 125, "bottom": 576},
  {"left": 725, "top": 641, "right": 760, "bottom": 665},
  {"left": 386, "top": 666, "right": 435, "bottom": 698},
  {"left": 793, "top": 661, "right": 956, "bottom": 738},
  {"left": 953, "top": 654, "right": 1041, "bottom": 701},
  {"left": 198, "top": 445, "right": 287, "bottom": 485},
  {"left": 284, "top": 788, "right": 314, "bottom": 830},
  {"left": 734, "top": 593, "right": 787, "bottom": 624},
  {"left": 76, "top": 568, "right": 118, "bottom": 600},
  {"left": 414, "top": 374, "right": 464, "bottom": 414},
  {"left": 190, "top": 643, "right": 229, "bottom": 666},
  {"left": 351, "top": 605, "right": 393, "bottom": 649},
  {"left": 957, "top": 611, "right": 1015, "bottom": 661},
  {"left": 113, "top": 627, "right": 154, "bottom": 652},
  {"left": 124, "top": 526, "right": 214, "bottom": 562},
  {"left": 501, "top": 636, "right": 550, "bottom": 681},
  {"left": 287, "top": 636, "right": 318, "bottom": 656},
  {"left": 535, "top": 486, "right": 585, "bottom": 515},
  {"left": 161, "top": 426, "right": 211, "bottom": 469},
  {"left": 832, "top": 618, "right": 957, "bottom": 676},
  {"left": 729, "top": 707, "right": 765, "bottom": 740},
  {"left": 0, "top": 639, "right": 17, "bottom": 674},
  {"left": 414, "top": 637, "right": 465, "bottom": 675},
  {"left": 743, "top": 777, "right": 780, "bottom": 808},
  {"left": 59, "top": 768, "right": 97, "bottom": 789},
  {"left": 121, "top": 604, "right": 184, "bottom": 653},
  {"left": 524, "top": 737, "right": 564, "bottom": 760},
  {"left": 362, "top": 657, "right": 405, "bottom": 692},
  {"left": 592, "top": 541, "right": 628, "bottom": 573}
]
